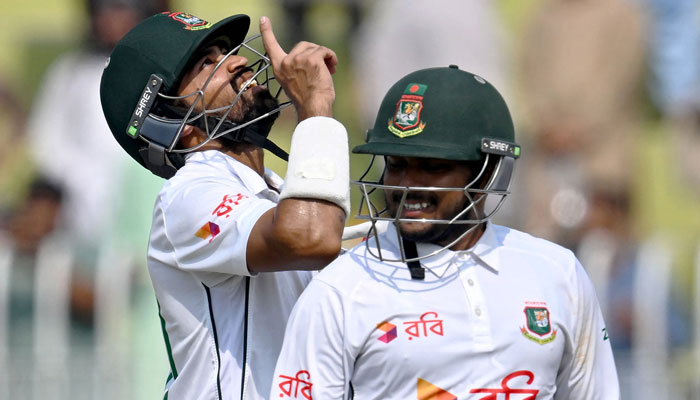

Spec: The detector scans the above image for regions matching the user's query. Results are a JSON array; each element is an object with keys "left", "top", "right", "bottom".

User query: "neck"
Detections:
[
  {"left": 440, "top": 222, "right": 487, "bottom": 252},
  {"left": 180, "top": 127, "right": 266, "bottom": 177},
  {"left": 222, "top": 145, "right": 265, "bottom": 176},
  {"left": 187, "top": 138, "right": 265, "bottom": 177}
]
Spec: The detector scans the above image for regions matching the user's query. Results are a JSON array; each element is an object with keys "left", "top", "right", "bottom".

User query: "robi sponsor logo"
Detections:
[
  {"left": 375, "top": 311, "right": 445, "bottom": 344},
  {"left": 376, "top": 321, "right": 398, "bottom": 343},
  {"left": 277, "top": 370, "right": 313, "bottom": 399},
  {"left": 469, "top": 370, "right": 539, "bottom": 400}
]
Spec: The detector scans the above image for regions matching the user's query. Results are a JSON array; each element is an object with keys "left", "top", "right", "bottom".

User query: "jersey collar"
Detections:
[
  {"left": 185, "top": 150, "right": 282, "bottom": 196},
  {"left": 371, "top": 222, "right": 501, "bottom": 279},
  {"left": 453, "top": 222, "right": 501, "bottom": 273}
]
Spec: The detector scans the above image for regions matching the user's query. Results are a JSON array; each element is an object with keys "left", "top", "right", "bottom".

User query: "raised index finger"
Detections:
[{"left": 259, "top": 16, "right": 286, "bottom": 66}]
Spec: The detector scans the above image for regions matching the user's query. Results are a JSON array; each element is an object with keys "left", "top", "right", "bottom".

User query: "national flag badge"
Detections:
[
  {"left": 521, "top": 306, "right": 557, "bottom": 345},
  {"left": 388, "top": 83, "right": 428, "bottom": 138},
  {"left": 164, "top": 12, "right": 212, "bottom": 30}
]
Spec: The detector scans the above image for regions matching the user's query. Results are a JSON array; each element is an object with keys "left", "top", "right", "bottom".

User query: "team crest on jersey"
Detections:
[
  {"left": 388, "top": 83, "right": 427, "bottom": 138},
  {"left": 163, "top": 12, "right": 212, "bottom": 30},
  {"left": 521, "top": 305, "right": 557, "bottom": 345}
]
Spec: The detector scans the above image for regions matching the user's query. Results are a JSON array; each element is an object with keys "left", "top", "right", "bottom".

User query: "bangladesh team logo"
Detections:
[
  {"left": 388, "top": 83, "right": 428, "bottom": 138},
  {"left": 163, "top": 12, "right": 212, "bottom": 30},
  {"left": 521, "top": 306, "right": 557, "bottom": 345}
]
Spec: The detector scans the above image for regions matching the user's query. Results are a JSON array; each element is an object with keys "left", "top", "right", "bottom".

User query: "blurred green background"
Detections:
[{"left": 1, "top": 0, "right": 700, "bottom": 398}]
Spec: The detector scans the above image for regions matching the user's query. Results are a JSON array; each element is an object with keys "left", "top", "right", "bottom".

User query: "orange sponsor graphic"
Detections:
[{"left": 417, "top": 378, "right": 457, "bottom": 400}]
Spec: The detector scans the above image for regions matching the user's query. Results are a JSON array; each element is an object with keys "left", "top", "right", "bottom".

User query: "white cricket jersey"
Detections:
[
  {"left": 272, "top": 223, "right": 619, "bottom": 400},
  {"left": 148, "top": 150, "right": 313, "bottom": 400}
]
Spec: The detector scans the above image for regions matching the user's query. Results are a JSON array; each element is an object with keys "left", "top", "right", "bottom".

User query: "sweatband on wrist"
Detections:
[{"left": 279, "top": 116, "right": 351, "bottom": 216}]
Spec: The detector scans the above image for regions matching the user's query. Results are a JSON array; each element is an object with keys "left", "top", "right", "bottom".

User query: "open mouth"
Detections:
[
  {"left": 393, "top": 194, "right": 436, "bottom": 218},
  {"left": 232, "top": 68, "right": 261, "bottom": 94},
  {"left": 403, "top": 201, "right": 431, "bottom": 211},
  {"left": 237, "top": 78, "right": 258, "bottom": 92}
]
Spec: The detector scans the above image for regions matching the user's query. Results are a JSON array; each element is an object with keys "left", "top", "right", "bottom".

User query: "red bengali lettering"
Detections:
[
  {"left": 403, "top": 311, "right": 444, "bottom": 340},
  {"left": 469, "top": 370, "right": 539, "bottom": 400},
  {"left": 212, "top": 193, "right": 248, "bottom": 218},
  {"left": 278, "top": 370, "right": 313, "bottom": 399}
]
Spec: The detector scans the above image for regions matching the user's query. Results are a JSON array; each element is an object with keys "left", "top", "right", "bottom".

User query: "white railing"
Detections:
[
  {"left": 0, "top": 233, "right": 158, "bottom": 399},
  {"left": 32, "top": 234, "right": 74, "bottom": 400},
  {"left": 1, "top": 230, "right": 698, "bottom": 399},
  {"left": 631, "top": 234, "right": 672, "bottom": 399},
  {"left": 0, "top": 233, "right": 13, "bottom": 400},
  {"left": 579, "top": 231, "right": 698, "bottom": 399}
]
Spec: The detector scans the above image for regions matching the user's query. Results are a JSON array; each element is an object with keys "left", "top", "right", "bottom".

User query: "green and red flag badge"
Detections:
[
  {"left": 521, "top": 306, "right": 557, "bottom": 345},
  {"left": 163, "top": 12, "right": 213, "bottom": 31},
  {"left": 388, "top": 83, "right": 428, "bottom": 138}
]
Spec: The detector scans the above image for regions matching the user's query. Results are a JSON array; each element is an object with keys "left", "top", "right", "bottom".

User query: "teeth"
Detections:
[
  {"left": 404, "top": 202, "right": 430, "bottom": 210},
  {"left": 238, "top": 79, "right": 259, "bottom": 92}
]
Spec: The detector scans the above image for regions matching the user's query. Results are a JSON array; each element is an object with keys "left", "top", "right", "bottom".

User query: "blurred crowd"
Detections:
[{"left": 1, "top": 0, "right": 699, "bottom": 398}]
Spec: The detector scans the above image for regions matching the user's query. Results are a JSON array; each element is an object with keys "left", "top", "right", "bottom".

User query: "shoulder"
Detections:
[
  {"left": 310, "top": 244, "right": 378, "bottom": 295},
  {"left": 156, "top": 156, "right": 248, "bottom": 208},
  {"left": 492, "top": 224, "right": 579, "bottom": 271}
]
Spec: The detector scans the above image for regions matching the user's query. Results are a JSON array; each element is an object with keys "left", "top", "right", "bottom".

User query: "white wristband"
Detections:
[{"left": 279, "top": 116, "right": 350, "bottom": 216}]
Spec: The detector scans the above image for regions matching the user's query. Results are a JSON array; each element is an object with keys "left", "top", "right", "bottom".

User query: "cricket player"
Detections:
[
  {"left": 271, "top": 66, "right": 619, "bottom": 399},
  {"left": 100, "top": 12, "right": 348, "bottom": 399}
]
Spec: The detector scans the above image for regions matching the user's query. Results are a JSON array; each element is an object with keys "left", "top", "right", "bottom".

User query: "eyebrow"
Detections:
[{"left": 192, "top": 45, "right": 220, "bottom": 62}]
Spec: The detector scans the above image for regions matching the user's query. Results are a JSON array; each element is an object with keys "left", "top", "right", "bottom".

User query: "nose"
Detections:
[
  {"left": 397, "top": 170, "right": 414, "bottom": 187},
  {"left": 222, "top": 54, "right": 248, "bottom": 73},
  {"left": 388, "top": 169, "right": 422, "bottom": 188}
]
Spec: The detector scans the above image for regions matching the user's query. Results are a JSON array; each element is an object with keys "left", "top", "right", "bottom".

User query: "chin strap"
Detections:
[
  {"left": 230, "top": 121, "right": 289, "bottom": 161},
  {"left": 402, "top": 239, "right": 425, "bottom": 280},
  {"left": 156, "top": 103, "right": 290, "bottom": 161}
]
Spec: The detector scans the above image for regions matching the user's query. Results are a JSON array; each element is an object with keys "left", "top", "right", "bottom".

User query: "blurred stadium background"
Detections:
[{"left": 1, "top": 0, "right": 700, "bottom": 398}]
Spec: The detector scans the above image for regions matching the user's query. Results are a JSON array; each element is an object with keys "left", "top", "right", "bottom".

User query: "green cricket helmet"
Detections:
[
  {"left": 100, "top": 12, "right": 290, "bottom": 179},
  {"left": 351, "top": 65, "right": 520, "bottom": 265}
]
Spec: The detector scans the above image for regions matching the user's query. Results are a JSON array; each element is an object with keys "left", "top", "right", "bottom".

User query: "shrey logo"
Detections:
[
  {"left": 416, "top": 378, "right": 456, "bottom": 400},
  {"left": 376, "top": 321, "right": 398, "bottom": 343},
  {"left": 388, "top": 83, "right": 427, "bottom": 138},
  {"left": 521, "top": 305, "right": 557, "bottom": 345},
  {"left": 163, "top": 12, "right": 212, "bottom": 30}
]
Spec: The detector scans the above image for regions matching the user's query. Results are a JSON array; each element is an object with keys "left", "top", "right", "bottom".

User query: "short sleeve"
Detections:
[
  {"left": 271, "top": 279, "right": 353, "bottom": 400},
  {"left": 150, "top": 179, "right": 275, "bottom": 280},
  {"left": 555, "top": 259, "right": 620, "bottom": 399}
]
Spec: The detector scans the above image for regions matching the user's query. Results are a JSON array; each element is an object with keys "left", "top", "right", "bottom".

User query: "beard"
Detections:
[
  {"left": 389, "top": 193, "right": 482, "bottom": 246},
  {"left": 225, "top": 84, "right": 280, "bottom": 138},
  {"left": 246, "top": 88, "right": 280, "bottom": 137}
]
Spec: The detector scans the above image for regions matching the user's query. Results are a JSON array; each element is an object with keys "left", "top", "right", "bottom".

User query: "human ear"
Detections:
[{"left": 180, "top": 124, "right": 196, "bottom": 137}]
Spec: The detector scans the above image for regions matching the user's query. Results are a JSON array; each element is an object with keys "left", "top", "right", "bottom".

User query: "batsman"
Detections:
[{"left": 100, "top": 11, "right": 348, "bottom": 400}]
